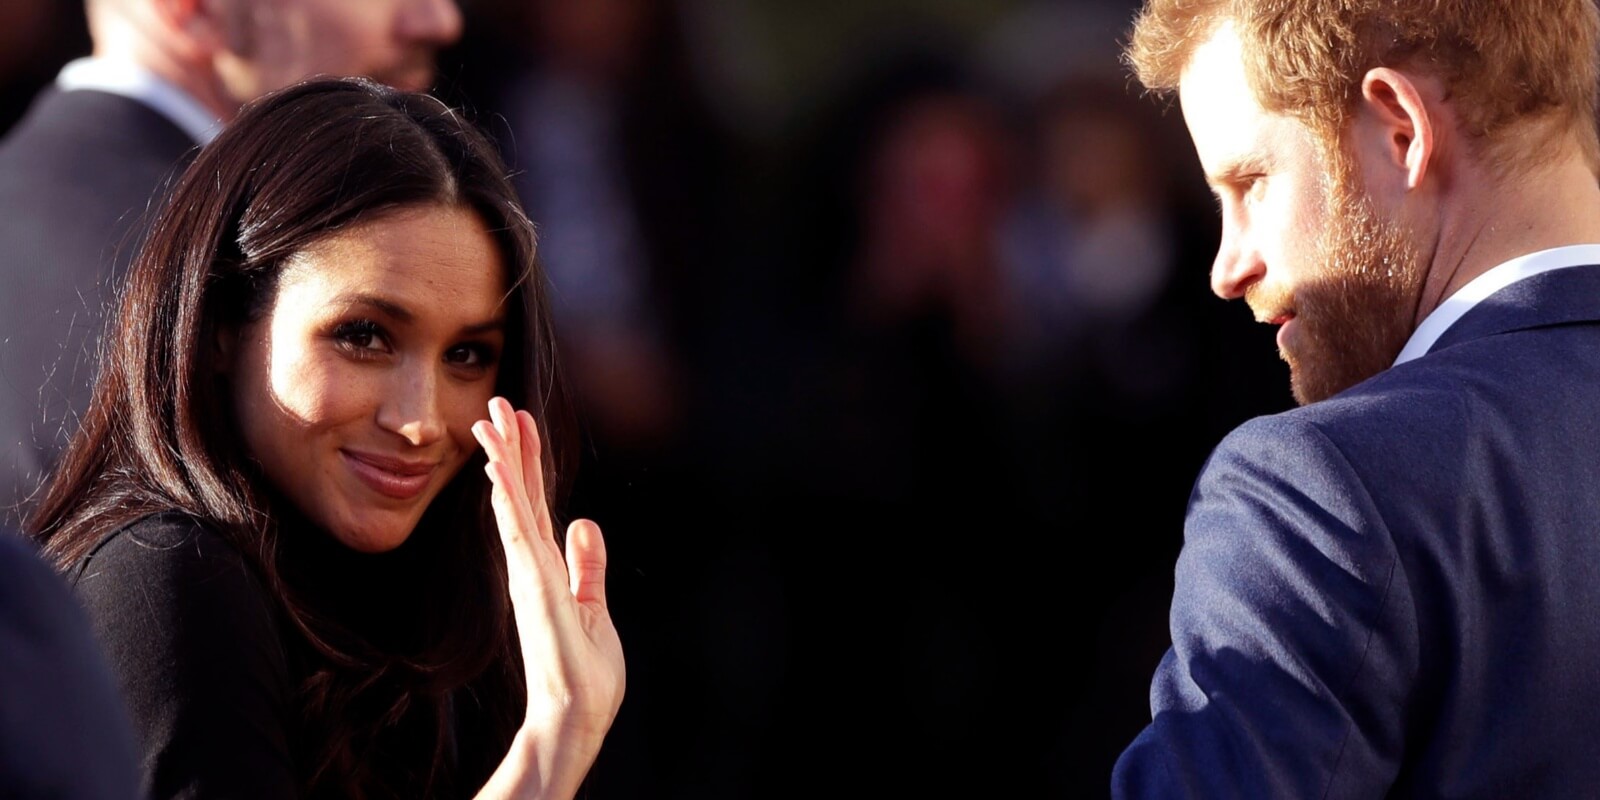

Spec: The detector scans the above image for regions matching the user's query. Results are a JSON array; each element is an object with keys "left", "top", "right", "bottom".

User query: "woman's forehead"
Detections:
[{"left": 279, "top": 205, "right": 509, "bottom": 320}]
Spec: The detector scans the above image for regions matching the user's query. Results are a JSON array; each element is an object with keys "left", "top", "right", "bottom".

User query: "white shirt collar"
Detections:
[
  {"left": 55, "top": 56, "right": 222, "bottom": 145},
  {"left": 1392, "top": 244, "right": 1600, "bottom": 365}
]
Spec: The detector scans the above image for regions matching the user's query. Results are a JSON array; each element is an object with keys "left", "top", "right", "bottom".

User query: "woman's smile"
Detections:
[{"left": 339, "top": 448, "right": 440, "bottom": 501}]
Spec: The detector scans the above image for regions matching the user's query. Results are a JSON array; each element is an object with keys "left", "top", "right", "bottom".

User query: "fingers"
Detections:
[
  {"left": 476, "top": 444, "right": 539, "bottom": 558},
  {"left": 473, "top": 398, "right": 556, "bottom": 547},
  {"left": 565, "top": 519, "right": 609, "bottom": 610},
  {"left": 516, "top": 409, "right": 553, "bottom": 543},
  {"left": 488, "top": 397, "right": 522, "bottom": 488}
]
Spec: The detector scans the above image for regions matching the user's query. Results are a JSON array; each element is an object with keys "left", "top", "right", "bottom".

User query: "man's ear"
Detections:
[
  {"left": 149, "top": 0, "right": 234, "bottom": 58},
  {"left": 1356, "top": 67, "right": 1437, "bottom": 191}
]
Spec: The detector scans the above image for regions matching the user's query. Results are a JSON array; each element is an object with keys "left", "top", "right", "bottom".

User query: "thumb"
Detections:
[{"left": 565, "top": 519, "right": 609, "bottom": 610}]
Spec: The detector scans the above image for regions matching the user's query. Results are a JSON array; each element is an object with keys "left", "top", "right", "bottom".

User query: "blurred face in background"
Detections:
[
  {"left": 213, "top": 0, "right": 462, "bottom": 104},
  {"left": 228, "top": 204, "right": 506, "bottom": 553},
  {"left": 1045, "top": 106, "right": 1153, "bottom": 218},
  {"left": 1181, "top": 22, "right": 1424, "bottom": 405},
  {"left": 864, "top": 94, "right": 1011, "bottom": 274},
  {"left": 535, "top": 0, "right": 649, "bottom": 82}
]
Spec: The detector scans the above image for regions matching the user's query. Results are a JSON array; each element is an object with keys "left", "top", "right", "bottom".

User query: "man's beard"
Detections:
[{"left": 1248, "top": 154, "right": 1426, "bottom": 405}]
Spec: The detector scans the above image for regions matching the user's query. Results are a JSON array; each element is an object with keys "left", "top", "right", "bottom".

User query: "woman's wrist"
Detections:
[{"left": 507, "top": 717, "right": 604, "bottom": 800}]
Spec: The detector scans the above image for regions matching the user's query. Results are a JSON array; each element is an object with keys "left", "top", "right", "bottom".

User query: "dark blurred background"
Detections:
[{"left": 0, "top": 0, "right": 1293, "bottom": 796}]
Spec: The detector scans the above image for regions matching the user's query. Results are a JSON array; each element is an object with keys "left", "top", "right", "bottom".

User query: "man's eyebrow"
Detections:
[{"left": 1209, "top": 154, "right": 1270, "bottom": 187}]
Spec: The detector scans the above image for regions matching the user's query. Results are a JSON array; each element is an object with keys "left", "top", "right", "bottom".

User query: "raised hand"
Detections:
[{"left": 471, "top": 397, "right": 624, "bottom": 799}]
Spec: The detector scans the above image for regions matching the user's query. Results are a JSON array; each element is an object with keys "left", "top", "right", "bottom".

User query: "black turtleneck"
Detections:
[
  {"left": 70, "top": 509, "right": 502, "bottom": 799},
  {"left": 72, "top": 511, "right": 298, "bottom": 799}
]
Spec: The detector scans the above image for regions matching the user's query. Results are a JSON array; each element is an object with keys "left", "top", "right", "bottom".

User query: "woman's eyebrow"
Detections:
[
  {"left": 333, "top": 293, "right": 413, "bottom": 323},
  {"left": 333, "top": 293, "right": 503, "bottom": 334}
]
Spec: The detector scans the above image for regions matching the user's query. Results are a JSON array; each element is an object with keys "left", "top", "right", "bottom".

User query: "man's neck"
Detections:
[
  {"left": 1416, "top": 136, "right": 1600, "bottom": 326},
  {"left": 101, "top": 46, "right": 239, "bottom": 124},
  {"left": 88, "top": 0, "right": 243, "bottom": 125}
]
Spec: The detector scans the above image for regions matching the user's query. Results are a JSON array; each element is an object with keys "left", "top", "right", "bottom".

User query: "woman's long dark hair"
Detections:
[{"left": 27, "top": 77, "right": 572, "bottom": 798}]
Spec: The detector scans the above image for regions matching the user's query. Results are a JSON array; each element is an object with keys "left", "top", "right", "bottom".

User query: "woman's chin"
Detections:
[{"left": 324, "top": 508, "right": 420, "bottom": 553}]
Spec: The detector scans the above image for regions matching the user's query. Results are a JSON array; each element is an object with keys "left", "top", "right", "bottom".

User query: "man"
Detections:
[
  {"left": 0, "top": 524, "right": 141, "bottom": 799},
  {"left": 0, "top": 0, "right": 462, "bottom": 517},
  {"left": 1113, "top": 1, "right": 1600, "bottom": 796}
]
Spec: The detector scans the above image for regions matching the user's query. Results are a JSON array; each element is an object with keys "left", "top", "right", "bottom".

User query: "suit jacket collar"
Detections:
[
  {"left": 1428, "top": 262, "right": 1600, "bottom": 355},
  {"left": 8, "top": 87, "right": 197, "bottom": 168},
  {"left": 55, "top": 57, "right": 220, "bottom": 146}
]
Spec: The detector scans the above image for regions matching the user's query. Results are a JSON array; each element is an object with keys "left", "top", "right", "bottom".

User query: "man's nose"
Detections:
[{"left": 1210, "top": 220, "right": 1266, "bottom": 300}]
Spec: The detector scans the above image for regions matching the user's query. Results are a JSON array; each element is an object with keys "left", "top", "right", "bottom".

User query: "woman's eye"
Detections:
[
  {"left": 332, "top": 320, "right": 389, "bottom": 354},
  {"left": 445, "top": 344, "right": 495, "bottom": 369}
]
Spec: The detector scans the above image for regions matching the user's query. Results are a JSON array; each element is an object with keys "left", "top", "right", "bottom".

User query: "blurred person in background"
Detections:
[
  {"left": 759, "top": 47, "right": 1089, "bottom": 796},
  {"left": 495, "top": 0, "right": 685, "bottom": 455},
  {"left": 0, "top": 0, "right": 463, "bottom": 519},
  {"left": 1001, "top": 77, "right": 1185, "bottom": 404},
  {"left": 448, "top": 0, "right": 733, "bottom": 462},
  {"left": 996, "top": 73, "right": 1223, "bottom": 793},
  {"left": 0, "top": 524, "right": 140, "bottom": 800}
]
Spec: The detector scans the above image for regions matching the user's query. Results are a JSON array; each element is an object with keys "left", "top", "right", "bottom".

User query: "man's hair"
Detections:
[{"left": 1125, "top": 0, "right": 1600, "bottom": 173}]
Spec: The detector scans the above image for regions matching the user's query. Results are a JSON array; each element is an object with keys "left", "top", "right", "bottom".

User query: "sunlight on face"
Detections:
[
  {"left": 1180, "top": 22, "right": 1424, "bottom": 404},
  {"left": 1282, "top": 157, "right": 1424, "bottom": 404},
  {"left": 229, "top": 204, "right": 507, "bottom": 552}
]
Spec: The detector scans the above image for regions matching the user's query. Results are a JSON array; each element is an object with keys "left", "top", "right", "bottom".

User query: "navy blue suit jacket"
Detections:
[
  {"left": 0, "top": 527, "right": 140, "bottom": 798},
  {"left": 1114, "top": 264, "right": 1600, "bottom": 798}
]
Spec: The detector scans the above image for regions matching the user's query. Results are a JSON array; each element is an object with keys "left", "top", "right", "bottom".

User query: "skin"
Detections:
[
  {"left": 88, "top": 0, "right": 462, "bottom": 120},
  {"left": 1178, "top": 20, "right": 1600, "bottom": 404},
  {"left": 1179, "top": 22, "right": 1424, "bottom": 404},
  {"left": 209, "top": 0, "right": 463, "bottom": 99},
  {"left": 472, "top": 399, "right": 625, "bottom": 800},
  {"left": 227, "top": 204, "right": 506, "bottom": 553}
]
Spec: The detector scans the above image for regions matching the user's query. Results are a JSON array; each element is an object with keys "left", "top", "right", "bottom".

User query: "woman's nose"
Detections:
[{"left": 376, "top": 365, "right": 445, "bottom": 447}]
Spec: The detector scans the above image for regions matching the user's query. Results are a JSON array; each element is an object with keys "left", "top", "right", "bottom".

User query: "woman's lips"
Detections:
[{"left": 340, "top": 450, "right": 436, "bottom": 500}]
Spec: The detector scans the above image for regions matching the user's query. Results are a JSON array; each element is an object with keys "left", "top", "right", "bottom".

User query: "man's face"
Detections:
[
  {"left": 1178, "top": 22, "right": 1426, "bottom": 405},
  {"left": 216, "top": 0, "right": 462, "bottom": 103}
]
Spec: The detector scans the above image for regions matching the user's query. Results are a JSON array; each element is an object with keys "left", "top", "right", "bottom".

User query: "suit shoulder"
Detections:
[
  {"left": 0, "top": 530, "right": 143, "bottom": 799},
  {"left": 1220, "top": 368, "right": 1469, "bottom": 463},
  {"left": 0, "top": 530, "right": 102, "bottom": 655}
]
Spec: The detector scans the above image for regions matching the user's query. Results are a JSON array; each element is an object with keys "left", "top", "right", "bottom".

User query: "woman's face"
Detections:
[{"left": 228, "top": 204, "right": 508, "bottom": 552}]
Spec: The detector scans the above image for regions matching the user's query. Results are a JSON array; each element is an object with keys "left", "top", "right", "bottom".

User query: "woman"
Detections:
[{"left": 25, "top": 77, "right": 624, "bottom": 799}]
